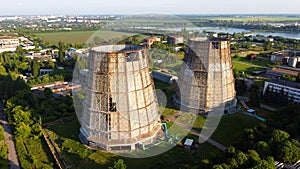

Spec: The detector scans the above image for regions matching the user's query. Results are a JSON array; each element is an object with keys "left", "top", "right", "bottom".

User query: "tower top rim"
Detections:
[{"left": 90, "top": 44, "right": 144, "bottom": 54}]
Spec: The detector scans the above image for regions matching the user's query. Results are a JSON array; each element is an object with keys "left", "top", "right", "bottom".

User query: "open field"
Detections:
[
  {"left": 42, "top": 80, "right": 268, "bottom": 168},
  {"left": 35, "top": 30, "right": 135, "bottom": 45},
  {"left": 232, "top": 51, "right": 272, "bottom": 73},
  {"left": 197, "top": 16, "right": 300, "bottom": 22},
  {"left": 46, "top": 111, "right": 265, "bottom": 168},
  {"left": 211, "top": 113, "right": 262, "bottom": 146},
  {"left": 47, "top": 118, "right": 223, "bottom": 169}
]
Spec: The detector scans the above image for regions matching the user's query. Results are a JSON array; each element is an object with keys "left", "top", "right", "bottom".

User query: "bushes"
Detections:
[
  {"left": 0, "top": 126, "right": 8, "bottom": 168},
  {"left": 28, "top": 74, "right": 64, "bottom": 86},
  {"left": 16, "top": 139, "right": 32, "bottom": 169},
  {"left": 15, "top": 137, "right": 56, "bottom": 169},
  {"left": 61, "top": 138, "right": 89, "bottom": 159}
]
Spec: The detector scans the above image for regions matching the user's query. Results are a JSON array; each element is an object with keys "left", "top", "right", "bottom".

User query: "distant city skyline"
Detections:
[{"left": 1, "top": 0, "right": 300, "bottom": 16}]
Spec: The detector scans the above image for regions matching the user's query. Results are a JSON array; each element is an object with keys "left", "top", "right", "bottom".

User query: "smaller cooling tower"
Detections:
[
  {"left": 173, "top": 37, "right": 236, "bottom": 114},
  {"left": 79, "top": 45, "right": 161, "bottom": 151}
]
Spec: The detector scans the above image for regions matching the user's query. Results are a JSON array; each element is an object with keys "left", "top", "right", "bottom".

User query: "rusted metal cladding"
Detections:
[
  {"left": 174, "top": 37, "right": 236, "bottom": 113},
  {"left": 80, "top": 45, "right": 160, "bottom": 150}
]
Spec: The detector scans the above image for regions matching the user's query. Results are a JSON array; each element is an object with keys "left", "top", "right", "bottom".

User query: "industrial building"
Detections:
[
  {"left": 143, "top": 37, "right": 161, "bottom": 48},
  {"left": 263, "top": 79, "right": 300, "bottom": 103},
  {"left": 167, "top": 35, "right": 184, "bottom": 44},
  {"left": 271, "top": 50, "right": 300, "bottom": 68},
  {"left": 173, "top": 37, "right": 236, "bottom": 114},
  {"left": 266, "top": 66, "right": 300, "bottom": 78},
  {"left": 151, "top": 71, "right": 178, "bottom": 84},
  {"left": 79, "top": 45, "right": 161, "bottom": 151},
  {"left": 30, "top": 81, "right": 81, "bottom": 97}
]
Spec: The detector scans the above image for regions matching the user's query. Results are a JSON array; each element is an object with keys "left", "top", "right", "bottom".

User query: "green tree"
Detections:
[
  {"left": 234, "top": 151, "right": 248, "bottom": 166},
  {"left": 15, "top": 46, "right": 25, "bottom": 56},
  {"left": 32, "top": 60, "right": 40, "bottom": 77},
  {"left": 0, "top": 65, "right": 8, "bottom": 76},
  {"left": 263, "top": 41, "right": 272, "bottom": 51},
  {"left": 43, "top": 88, "right": 53, "bottom": 99},
  {"left": 0, "top": 126, "right": 5, "bottom": 141},
  {"left": 15, "top": 122, "right": 31, "bottom": 138},
  {"left": 58, "top": 41, "right": 65, "bottom": 62},
  {"left": 109, "top": 159, "right": 127, "bottom": 169},
  {"left": 212, "top": 164, "right": 229, "bottom": 169},
  {"left": 270, "top": 129, "right": 289, "bottom": 143},
  {"left": 277, "top": 140, "right": 300, "bottom": 164},
  {"left": 254, "top": 141, "right": 270, "bottom": 158},
  {"left": 12, "top": 106, "right": 32, "bottom": 125}
]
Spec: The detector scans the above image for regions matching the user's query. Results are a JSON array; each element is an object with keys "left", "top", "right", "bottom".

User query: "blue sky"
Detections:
[{"left": 1, "top": 0, "right": 299, "bottom": 15}]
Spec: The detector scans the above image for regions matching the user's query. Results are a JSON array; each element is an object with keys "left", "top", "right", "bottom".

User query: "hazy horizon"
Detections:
[{"left": 1, "top": 0, "right": 300, "bottom": 16}]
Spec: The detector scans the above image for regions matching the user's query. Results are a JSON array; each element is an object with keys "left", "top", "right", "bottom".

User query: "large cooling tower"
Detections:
[
  {"left": 173, "top": 37, "right": 236, "bottom": 114},
  {"left": 79, "top": 45, "right": 161, "bottom": 151}
]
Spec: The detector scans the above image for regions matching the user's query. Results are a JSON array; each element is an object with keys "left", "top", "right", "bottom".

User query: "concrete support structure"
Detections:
[
  {"left": 79, "top": 45, "right": 161, "bottom": 151},
  {"left": 173, "top": 37, "right": 236, "bottom": 114}
]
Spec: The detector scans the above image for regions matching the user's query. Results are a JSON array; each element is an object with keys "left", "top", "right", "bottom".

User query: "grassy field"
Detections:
[
  {"left": 45, "top": 112, "right": 265, "bottom": 168},
  {"left": 35, "top": 30, "right": 134, "bottom": 45},
  {"left": 211, "top": 113, "right": 261, "bottom": 146},
  {"left": 47, "top": 119, "right": 223, "bottom": 169},
  {"left": 231, "top": 51, "right": 272, "bottom": 73},
  {"left": 154, "top": 80, "right": 177, "bottom": 109},
  {"left": 200, "top": 16, "right": 300, "bottom": 22}
]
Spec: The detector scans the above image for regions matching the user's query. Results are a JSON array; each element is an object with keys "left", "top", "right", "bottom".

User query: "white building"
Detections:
[
  {"left": 0, "top": 35, "right": 19, "bottom": 52},
  {"left": 263, "top": 80, "right": 300, "bottom": 103},
  {"left": 271, "top": 50, "right": 300, "bottom": 68}
]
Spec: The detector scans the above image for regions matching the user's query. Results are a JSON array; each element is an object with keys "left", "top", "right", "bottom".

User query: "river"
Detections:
[{"left": 161, "top": 27, "right": 300, "bottom": 40}]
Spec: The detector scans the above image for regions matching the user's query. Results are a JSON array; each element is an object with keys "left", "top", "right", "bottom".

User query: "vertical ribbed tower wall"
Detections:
[
  {"left": 173, "top": 37, "right": 236, "bottom": 114},
  {"left": 79, "top": 45, "right": 161, "bottom": 151}
]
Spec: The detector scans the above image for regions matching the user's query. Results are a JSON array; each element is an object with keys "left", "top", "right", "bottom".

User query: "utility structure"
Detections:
[
  {"left": 173, "top": 37, "right": 236, "bottom": 114},
  {"left": 79, "top": 45, "right": 161, "bottom": 151}
]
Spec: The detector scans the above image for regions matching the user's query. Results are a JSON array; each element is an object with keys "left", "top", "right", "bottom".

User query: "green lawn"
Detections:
[
  {"left": 35, "top": 30, "right": 134, "bottom": 45},
  {"left": 43, "top": 79, "right": 269, "bottom": 168},
  {"left": 211, "top": 113, "right": 262, "bottom": 146},
  {"left": 154, "top": 80, "right": 177, "bottom": 109},
  {"left": 254, "top": 78, "right": 268, "bottom": 87},
  {"left": 47, "top": 119, "right": 223, "bottom": 169},
  {"left": 232, "top": 52, "right": 272, "bottom": 73}
]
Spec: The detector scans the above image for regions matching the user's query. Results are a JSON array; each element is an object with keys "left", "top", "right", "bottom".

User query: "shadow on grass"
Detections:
[{"left": 153, "top": 79, "right": 177, "bottom": 110}]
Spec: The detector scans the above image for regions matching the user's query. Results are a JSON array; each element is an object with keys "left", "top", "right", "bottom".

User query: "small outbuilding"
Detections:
[{"left": 183, "top": 138, "right": 194, "bottom": 149}]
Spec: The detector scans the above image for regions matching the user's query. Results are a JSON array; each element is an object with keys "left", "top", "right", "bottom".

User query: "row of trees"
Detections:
[
  {"left": 281, "top": 74, "right": 297, "bottom": 82},
  {"left": 239, "top": 126, "right": 300, "bottom": 165},
  {"left": 27, "top": 74, "right": 64, "bottom": 86},
  {"left": 213, "top": 148, "right": 275, "bottom": 169},
  {"left": 0, "top": 126, "right": 8, "bottom": 168}
]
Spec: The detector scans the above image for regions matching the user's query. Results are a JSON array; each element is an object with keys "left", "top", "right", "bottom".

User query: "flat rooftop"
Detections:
[
  {"left": 269, "top": 67, "right": 299, "bottom": 77},
  {"left": 268, "top": 79, "right": 300, "bottom": 89}
]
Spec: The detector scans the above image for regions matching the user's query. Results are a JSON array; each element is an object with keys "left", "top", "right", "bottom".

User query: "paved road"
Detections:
[
  {"left": 175, "top": 121, "right": 228, "bottom": 152},
  {"left": 0, "top": 104, "right": 20, "bottom": 169}
]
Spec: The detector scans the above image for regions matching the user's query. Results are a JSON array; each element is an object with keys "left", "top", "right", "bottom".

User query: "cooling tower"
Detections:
[
  {"left": 173, "top": 37, "right": 236, "bottom": 114},
  {"left": 79, "top": 45, "right": 161, "bottom": 151}
]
